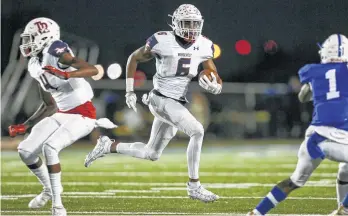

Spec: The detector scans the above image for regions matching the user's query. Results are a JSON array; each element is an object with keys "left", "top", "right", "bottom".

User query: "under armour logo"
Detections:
[
  {"left": 34, "top": 21, "right": 49, "bottom": 34},
  {"left": 55, "top": 47, "right": 66, "bottom": 54},
  {"left": 193, "top": 46, "right": 199, "bottom": 50}
]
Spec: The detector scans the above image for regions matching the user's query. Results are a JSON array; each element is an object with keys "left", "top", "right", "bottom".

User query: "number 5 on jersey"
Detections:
[
  {"left": 326, "top": 69, "right": 340, "bottom": 100},
  {"left": 175, "top": 58, "right": 191, "bottom": 76}
]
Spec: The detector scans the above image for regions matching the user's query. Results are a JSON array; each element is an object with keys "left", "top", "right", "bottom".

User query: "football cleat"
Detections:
[
  {"left": 187, "top": 183, "right": 219, "bottom": 203},
  {"left": 52, "top": 206, "right": 67, "bottom": 216},
  {"left": 331, "top": 205, "right": 348, "bottom": 215},
  {"left": 84, "top": 136, "right": 113, "bottom": 167},
  {"left": 28, "top": 189, "right": 51, "bottom": 209}
]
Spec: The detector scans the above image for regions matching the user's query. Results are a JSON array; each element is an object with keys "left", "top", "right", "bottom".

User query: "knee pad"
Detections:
[
  {"left": 146, "top": 149, "right": 161, "bottom": 161},
  {"left": 290, "top": 158, "right": 323, "bottom": 187},
  {"left": 42, "top": 144, "right": 60, "bottom": 165},
  {"left": 290, "top": 173, "right": 307, "bottom": 187},
  {"left": 290, "top": 140, "right": 323, "bottom": 187},
  {"left": 338, "top": 163, "right": 348, "bottom": 182},
  {"left": 18, "top": 148, "right": 39, "bottom": 165},
  {"left": 190, "top": 122, "right": 204, "bottom": 138}
]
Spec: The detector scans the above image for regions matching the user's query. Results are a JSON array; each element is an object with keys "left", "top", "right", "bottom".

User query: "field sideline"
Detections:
[{"left": 1, "top": 143, "right": 340, "bottom": 215}]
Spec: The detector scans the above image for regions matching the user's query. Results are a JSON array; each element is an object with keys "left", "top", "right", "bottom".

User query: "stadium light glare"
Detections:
[
  {"left": 107, "top": 63, "right": 122, "bottom": 80},
  {"left": 213, "top": 44, "right": 221, "bottom": 59}
]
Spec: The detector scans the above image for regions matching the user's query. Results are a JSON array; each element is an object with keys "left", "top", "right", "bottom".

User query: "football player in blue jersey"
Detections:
[{"left": 247, "top": 34, "right": 348, "bottom": 215}]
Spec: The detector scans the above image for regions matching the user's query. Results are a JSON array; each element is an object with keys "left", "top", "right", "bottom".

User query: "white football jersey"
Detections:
[
  {"left": 27, "top": 40, "right": 94, "bottom": 111},
  {"left": 145, "top": 31, "right": 214, "bottom": 101}
]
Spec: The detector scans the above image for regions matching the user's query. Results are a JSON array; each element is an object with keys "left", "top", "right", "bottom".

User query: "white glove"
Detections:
[
  {"left": 199, "top": 72, "right": 222, "bottom": 94},
  {"left": 125, "top": 92, "right": 137, "bottom": 112},
  {"left": 142, "top": 93, "right": 150, "bottom": 105}
]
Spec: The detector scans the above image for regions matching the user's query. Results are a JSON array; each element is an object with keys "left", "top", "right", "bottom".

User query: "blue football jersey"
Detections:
[{"left": 298, "top": 62, "right": 348, "bottom": 130}]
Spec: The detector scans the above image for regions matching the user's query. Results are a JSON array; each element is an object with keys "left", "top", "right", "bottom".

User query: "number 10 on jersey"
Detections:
[{"left": 326, "top": 69, "right": 340, "bottom": 100}]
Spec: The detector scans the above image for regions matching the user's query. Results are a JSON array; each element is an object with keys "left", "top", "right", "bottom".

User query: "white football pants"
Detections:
[
  {"left": 290, "top": 126, "right": 348, "bottom": 187},
  {"left": 121, "top": 91, "right": 205, "bottom": 179},
  {"left": 18, "top": 113, "right": 96, "bottom": 165}
]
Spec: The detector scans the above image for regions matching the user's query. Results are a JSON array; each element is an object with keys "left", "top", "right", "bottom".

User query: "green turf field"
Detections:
[{"left": 1, "top": 144, "right": 341, "bottom": 215}]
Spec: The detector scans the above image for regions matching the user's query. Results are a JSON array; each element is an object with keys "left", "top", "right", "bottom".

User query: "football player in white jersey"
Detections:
[
  {"left": 8, "top": 17, "right": 116, "bottom": 216},
  {"left": 85, "top": 4, "right": 221, "bottom": 202}
]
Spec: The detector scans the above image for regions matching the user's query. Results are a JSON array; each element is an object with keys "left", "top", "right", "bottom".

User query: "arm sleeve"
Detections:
[
  {"left": 298, "top": 64, "right": 312, "bottom": 83},
  {"left": 145, "top": 33, "right": 164, "bottom": 55},
  {"left": 200, "top": 37, "right": 214, "bottom": 61}
]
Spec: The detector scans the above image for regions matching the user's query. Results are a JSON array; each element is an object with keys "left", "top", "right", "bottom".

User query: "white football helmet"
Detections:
[
  {"left": 20, "top": 17, "right": 60, "bottom": 57},
  {"left": 319, "top": 34, "right": 348, "bottom": 63},
  {"left": 169, "top": 4, "right": 204, "bottom": 41}
]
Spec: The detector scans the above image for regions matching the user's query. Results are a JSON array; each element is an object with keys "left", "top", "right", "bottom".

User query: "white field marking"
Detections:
[
  {"left": 2, "top": 180, "right": 337, "bottom": 187},
  {"left": 0, "top": 211, "right": 329, "bottom": 216},
  {"left": 1, "top": 194, "right": 336, "bottom": 201},
  {"left": 3, "top": 163, "right": 339, "bottom": 170},
  {"left": 104, "top": 189, "right": 160, "bottom": 193},
  {"left": 62, "top": 192, "right": 115, "bottom": 195},
  {"left": 151, "top": 182, "right": 337, "bottom": 190},
  {"left": 1, "top": 171, "right": 339, "bottom": 177}
]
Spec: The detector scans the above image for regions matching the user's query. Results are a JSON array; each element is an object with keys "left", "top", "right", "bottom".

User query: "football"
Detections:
[{"left": 199, "top": 69, "right": 222, "bottom": 84}]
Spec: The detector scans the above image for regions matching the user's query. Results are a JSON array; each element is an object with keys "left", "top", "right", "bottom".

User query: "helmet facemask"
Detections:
[
  {"left": 20, "top": 32, "right": 40, "bottom": 57},
  {"left": 173, "top": 19, "right": 203, "bottom": 41}
]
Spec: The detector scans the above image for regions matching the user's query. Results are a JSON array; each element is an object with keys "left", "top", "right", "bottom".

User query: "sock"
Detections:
[
  {"left": 252, "top": 209, "right": 262, "bottom": 215},
  {"left": 31, "top": 165, "right": 51, "bottom": 191},
  {"left": 49, "top": 172, "right": 63, "bottom": 207},
  {"left": 188, "top": 181, "right": 201, "bottom": 188},
  {"left": 187, "top": 133, "right": 203, "bottom": 180},
  {"left": 255, "top": 186, "right": 287, "bottom": 215},
  {"left": 343, "top": 193, "right": 348, "bottom": 208},
  {"left": 337, "top": 179, "right": 348, "bottom": 207},
  {"left": 116, "top": 142, "right": 148, "bottom": 159}
]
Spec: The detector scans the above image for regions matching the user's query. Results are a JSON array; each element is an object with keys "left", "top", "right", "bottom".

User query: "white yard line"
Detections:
[
  {"left": 104, "top": 189, "right": 160, "bottom": 193},
  {"left": 0, "top": 210, "right": 330, "bottom": 215},
  {"left": 2, "top": 181, "right": 337, "bottom": 187},
  {"left": 1, "top": 171, "right": 338, "bottom": 177},
  {"left": 3, "top": 161, "right": 337, "bottom": 169},
  {"left": 1, "top": 194, "right": 336, "bottom": 200},
  {"left": 62, "top": 192, "right": 115, "bottom": 195}
]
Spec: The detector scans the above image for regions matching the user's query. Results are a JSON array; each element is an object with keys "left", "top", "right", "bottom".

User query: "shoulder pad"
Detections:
[
  {"left": 146, "top": 34, "right": 159, "bottom": 50},
  {"left": 298, "top": 64, "right": 315, "bottom": 83},
  {"left": 47, "top": 40, "right": 69, "bottom": 58}
]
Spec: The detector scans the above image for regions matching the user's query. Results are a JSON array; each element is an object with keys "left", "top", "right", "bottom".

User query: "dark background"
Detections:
[
  {"left": 2, "top": 0, "right": 348, "bottom": 139},
  {"left": 3, "top": 0, "right": 348, "bottom": 83}
]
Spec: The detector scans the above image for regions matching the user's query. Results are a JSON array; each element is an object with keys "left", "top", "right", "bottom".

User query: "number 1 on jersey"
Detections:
[{"left": 325, "top": 69, "right": 340, "bottom": 100}]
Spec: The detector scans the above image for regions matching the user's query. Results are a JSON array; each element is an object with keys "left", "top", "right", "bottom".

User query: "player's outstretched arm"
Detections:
[
  {"left": 23, "top": 85, "right": 57, "bottom": 129},
  {"left": 124, "top": 46, "right": 154, "bottom": 112},
  {"left": 126, "top": 45, "right": 154, "bottom": 82},
  {"left": 8, "top": 85, "right": 57, "bottom": 137},
  {"left": 298, "top": 83, "right": 312, "bottom": 103},
  {"left": 42, "top": 53, "right": 98, "bottom": 80}
]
